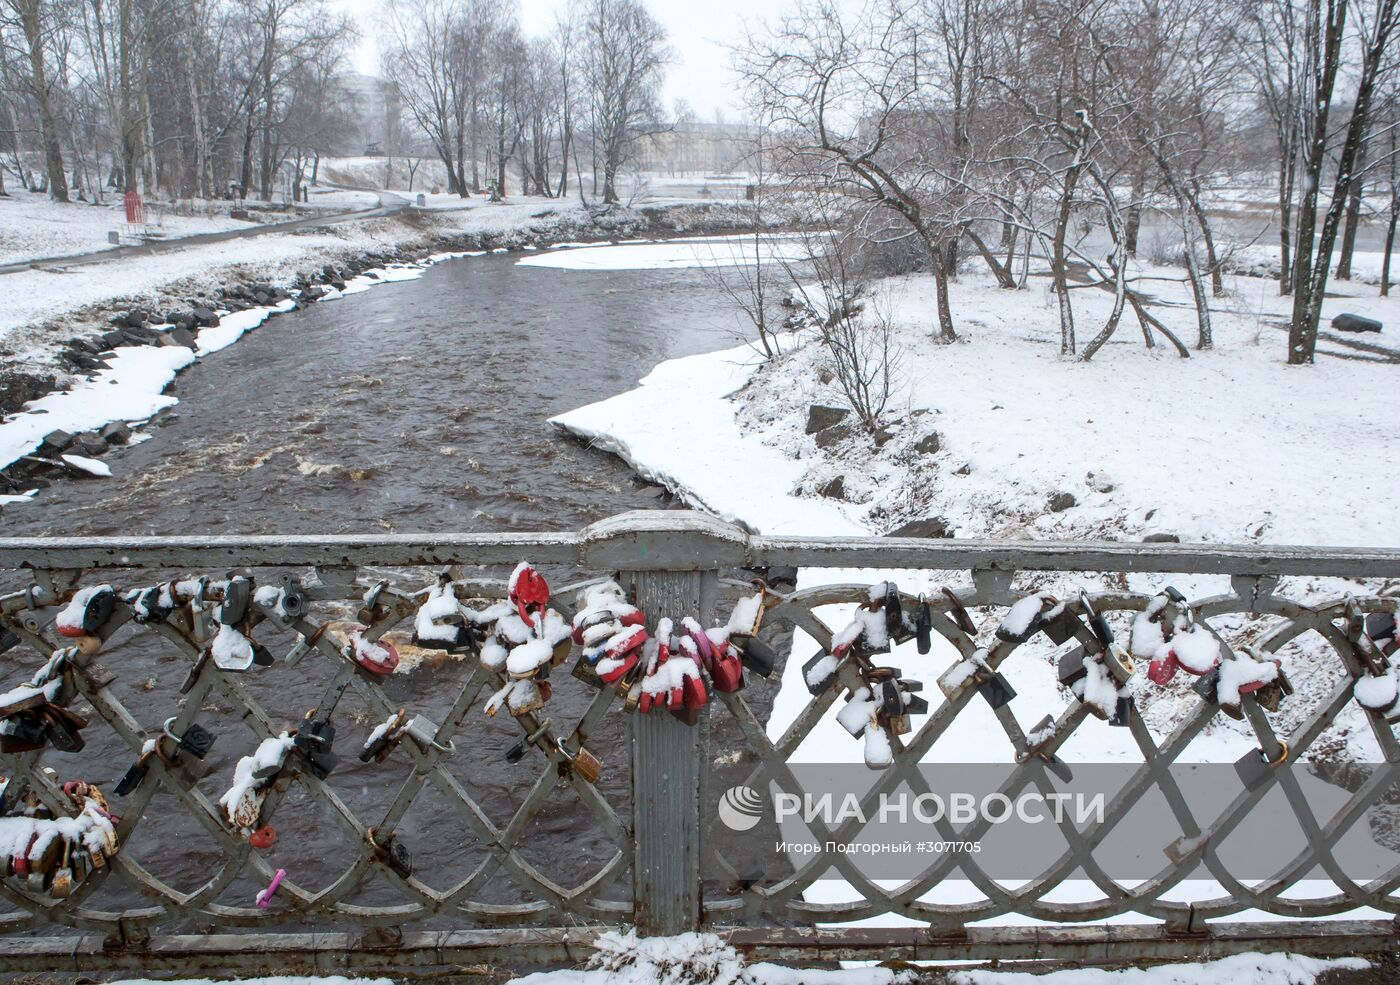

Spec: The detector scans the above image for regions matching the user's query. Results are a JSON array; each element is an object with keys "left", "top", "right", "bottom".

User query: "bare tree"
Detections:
[
  {"left": 2, "top": 0, "right": 68, "bottom": 198},
  {"left": 580, "top": 0, "right": 666, "bottom": 204}
]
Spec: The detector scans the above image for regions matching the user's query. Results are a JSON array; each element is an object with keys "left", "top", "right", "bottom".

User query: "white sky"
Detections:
[{"left": 336, "top": 0, "right": 787, "bottom": 120}]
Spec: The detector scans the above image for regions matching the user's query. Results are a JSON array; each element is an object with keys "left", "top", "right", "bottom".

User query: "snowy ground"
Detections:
[
  {"left": 0, "top": 187, "right": 265, "bottom": 264},
  {"left": 551, "top": 240, "right": 1400, "bottom": 924}
]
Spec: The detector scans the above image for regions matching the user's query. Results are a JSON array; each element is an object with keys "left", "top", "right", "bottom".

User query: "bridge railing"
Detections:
[{"left": 0, "top": 511, "right": 1397, "bottom": 974}]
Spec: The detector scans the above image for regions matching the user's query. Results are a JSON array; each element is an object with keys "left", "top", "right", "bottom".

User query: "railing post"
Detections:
[{"left": 623, "top": 566, "right": 717, "bottom": 936}]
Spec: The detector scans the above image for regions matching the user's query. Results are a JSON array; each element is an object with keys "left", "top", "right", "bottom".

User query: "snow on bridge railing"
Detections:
[{"left": 0, "top": 510, "right": 1397, "bottom": 974}]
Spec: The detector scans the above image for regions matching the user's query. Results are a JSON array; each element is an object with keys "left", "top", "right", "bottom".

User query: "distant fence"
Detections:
[{"left": 0, "top": 511, "right": 1397, "bottom": 974}]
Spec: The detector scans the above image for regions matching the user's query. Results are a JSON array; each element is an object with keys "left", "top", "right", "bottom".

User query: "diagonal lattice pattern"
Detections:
[{"left": 1, "top": 513, "right": 1397, "bottom": 945}]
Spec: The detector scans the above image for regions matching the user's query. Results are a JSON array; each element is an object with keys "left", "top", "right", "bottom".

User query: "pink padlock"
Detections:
[{"left": 256, "top": 868, "right": 286, "bottom": 908}]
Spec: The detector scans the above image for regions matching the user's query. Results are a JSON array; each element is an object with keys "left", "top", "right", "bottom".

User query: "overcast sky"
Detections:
[{"left": 337, "top": 0, "right": 785, "bottom": 120}]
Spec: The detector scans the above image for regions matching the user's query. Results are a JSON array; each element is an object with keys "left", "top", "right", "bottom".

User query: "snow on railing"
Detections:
[{"left": 0, "top": 510, "right": 1397, "bottom": 973}]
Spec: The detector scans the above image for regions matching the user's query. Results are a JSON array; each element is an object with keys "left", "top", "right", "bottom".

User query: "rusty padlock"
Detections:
[{"left": 556, "top": 738, "right": 603, "bottom": 784}]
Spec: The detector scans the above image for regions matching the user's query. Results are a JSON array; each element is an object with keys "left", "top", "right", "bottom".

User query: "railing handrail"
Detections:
[{"left": 2, "top": 510, "right": 1399, "bottom": 577}]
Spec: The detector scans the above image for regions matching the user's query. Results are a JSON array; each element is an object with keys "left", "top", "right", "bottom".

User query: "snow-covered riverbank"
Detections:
[{"left": 552, "top": 247, "right": 1400, "bottom": 766}]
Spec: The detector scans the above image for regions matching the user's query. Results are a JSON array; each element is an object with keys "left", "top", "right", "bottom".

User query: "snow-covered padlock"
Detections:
[
  {"left": 1207, "top": 648, "right": 1291, "bottom": 719},
  {"left": 209, "top": 622, "right": 273, "bottom": 672},
  {"left": 682, "top": 617, "right": 744, "bottom": 693},
  {"left": 937, "top": 647, "right": 1017, "bottom": 709},
  {"left": 412, "top": 572, "right": 482, "bottom": 653},
  {"left": 637, "top": 619, "right": 707, "bottom": 724},
  {"left": 220, "top": 732, "right": 296, "bottom": 836},
  {"left": 572, "top": 581, "right": 647, "bottom": 686},
  {"left": 55, "top": 585, "right": 117, "bottom": 639},
  {"left": 723, "top": 585, "right": 780, "bottom": 678},
  {"left": 834, "top": 685, "right": 896, "bottom": 770},
  {"left": 127, "top": 583, "right": 175, "bottom": 625},
  {"left": 1134, "top": 588, "right": 1220, "bottom": 685},
  {"left": 359, "top": 709, "right": 409, "bottom": 763},
  {"left": 509, "top": 561, "right": 551, "bottom": 620},
  {"left": 1015, "top": 715, "right": 1074, "bottom": 782},
  {"left": 995, "top": 591, "right": 1065, "bottom": 645},
  {"left": 347, "top": 629, "right": 399, "bottom": 676}
]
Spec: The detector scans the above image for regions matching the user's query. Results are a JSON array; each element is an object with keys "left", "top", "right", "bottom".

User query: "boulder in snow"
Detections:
[
  {"left": 805, "top": 404, "right": 850, "bottom": 434},
  {"left": 914, "top": 431, "right": 941, "bottom": 455},
  {"left": 1048, "top": 491, "right": 1077, "bottom": 513},
  {"left": 887, "top": 516, "right": 952, "bottom": 539}
]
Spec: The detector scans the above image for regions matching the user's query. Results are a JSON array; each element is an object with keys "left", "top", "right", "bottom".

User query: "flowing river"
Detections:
[{"left": 2, "top": 246, "right": 790, "bottom": 925}]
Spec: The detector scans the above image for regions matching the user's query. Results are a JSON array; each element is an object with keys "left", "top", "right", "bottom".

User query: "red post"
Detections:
[{"left": 123, "top": 191, "right": 144, "bottom": 225}]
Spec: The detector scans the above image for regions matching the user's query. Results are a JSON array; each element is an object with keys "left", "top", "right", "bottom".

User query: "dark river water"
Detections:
[
  {"left": 5, "top": 252, "right": 740, "bottom": 537},
  {"left": 1, "top": 251, "right": 789, "bottom": 928}
]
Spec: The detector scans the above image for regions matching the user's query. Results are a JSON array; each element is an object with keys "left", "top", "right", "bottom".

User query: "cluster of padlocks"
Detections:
[
  {"left": 2, "top": 565, "right": 1398, "bottom": 898},
  {"left": 802, "top": 581, "right": 1398, "bottom": 771}
]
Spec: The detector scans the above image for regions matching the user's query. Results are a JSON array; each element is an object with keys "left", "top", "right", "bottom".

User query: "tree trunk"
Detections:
[
  {"left": 1124, "top": 168, "right": 1145, "bottom": 256},
  {"left": 1336, "top": 141, "right": 1367, "bottom": 280},
  {"left": 17, "top": 0, "right": 68, "bottom": 202},
  {"left": 1382, "top": 203, "right": 1397, "bottom": 296}
]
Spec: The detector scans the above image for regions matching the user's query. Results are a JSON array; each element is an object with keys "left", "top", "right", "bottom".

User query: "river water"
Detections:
[{"left": 2, "top": 250, "right": 790, "bottom": 926}]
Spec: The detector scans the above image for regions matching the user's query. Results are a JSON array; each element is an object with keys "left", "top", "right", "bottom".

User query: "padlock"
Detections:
[
  {"left": 978, "top": 672, "right": 1017, "bottom": 709},
  {"left": 56, "top": 586, "right": 117, "bottom": 638},
  {"left": 360, "top": 709, "right": 409, "bottom": 763},
  {"left": 286, "top": 624, "right": 328, "bottom": 665},
  {"left": 368, "top": 828, "right": 413, "bottom": 879},
  {"left": 358, "top": 580, "right": 390, "bottom": 626},
  {"left": 218, "top": 575, "right": 252, "bottom": 626},
  {"left": 161, "top": 743, "right": 214, "bottom": 787},
  {"left": 179, "top": 646, "right": 213, "bottom": 694},
  {"left": 49, "top": 842, "right": 73, "bottom": 898},
  {"left": 129, "top": 584, "right": 174, "bottom": 625},
  {"left": 739, "top": 637, "right": 776, "bottom": 678},
  {"left": 114, "top": 744, "right": 156, "bottom": 796},
  {"left": 882, "top": 582, "right": 904, "bottom": 639},
  {"left": 1253, "top": 668, "right": 1293, "bottom": 712},
  {"left": 1058, "top": 646, "right": 1088, "bottom": 688},
  {"left": 556, "top": 738, "right": 603, "bottom": 784},
  {"left": 1, "top": 714, "right": 48, "bottom": 753},
  {"left": 402, "top": 714, "right": 452, "bottom": 755},
  {"left": 1234, "top": 742, "right": 1287, "bottom": 792},
  {"left": 942, "top": 588, "right": 978, "bottom": 637},
  {"left": 1191, "top": 667, "right": 1220, "bottom": 704},
  {"left": 40, "top": 706, "right": 88, "bottom": 753},
  {"left": 802, "top": 649, "right": 841, "bottom": 696},
  {"left": 505, "top": 720, "right": 551, "bottom": 763},
  {"left": 996, "top": 592, "right": 1058, "bottom": 644},
  {"left": 164, "top": 717, "right": 217, "bottom": 760},
  {"left": 915, "top": 598, "right": 933, "bottom": 654},
  {"left": 273, "top": 573, "right": 308, "bottom": 626},
  {"left": 293, "top": 714, "right": 339, "bottom": 779},
  {"left": 1109, "top": 695, "right": 1134, "bottom": 728}
]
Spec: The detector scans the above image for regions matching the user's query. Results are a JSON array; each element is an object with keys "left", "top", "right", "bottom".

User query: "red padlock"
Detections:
[
  {"left": 351, "top": 631, "right": 400, "bottom": 676},
  {"left": 249, "top": 825, "right": 277, "bottom": 849},
  {"left": 509, "top": 563, "right": 550, "bottom": 622},
  {"left": 1147, "top": 653, "right": 1180, "bottom": 685},
  {"left": 687, "top": 622, "right": 742, "bottom": 693},
  {"left": 597, "top": 627, "right": 647, "bottom": 684}
]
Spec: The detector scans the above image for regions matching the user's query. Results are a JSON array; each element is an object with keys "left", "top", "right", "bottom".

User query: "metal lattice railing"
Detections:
[{"left": 0, "top": 511, "right": 1397, "bottom": 974}]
